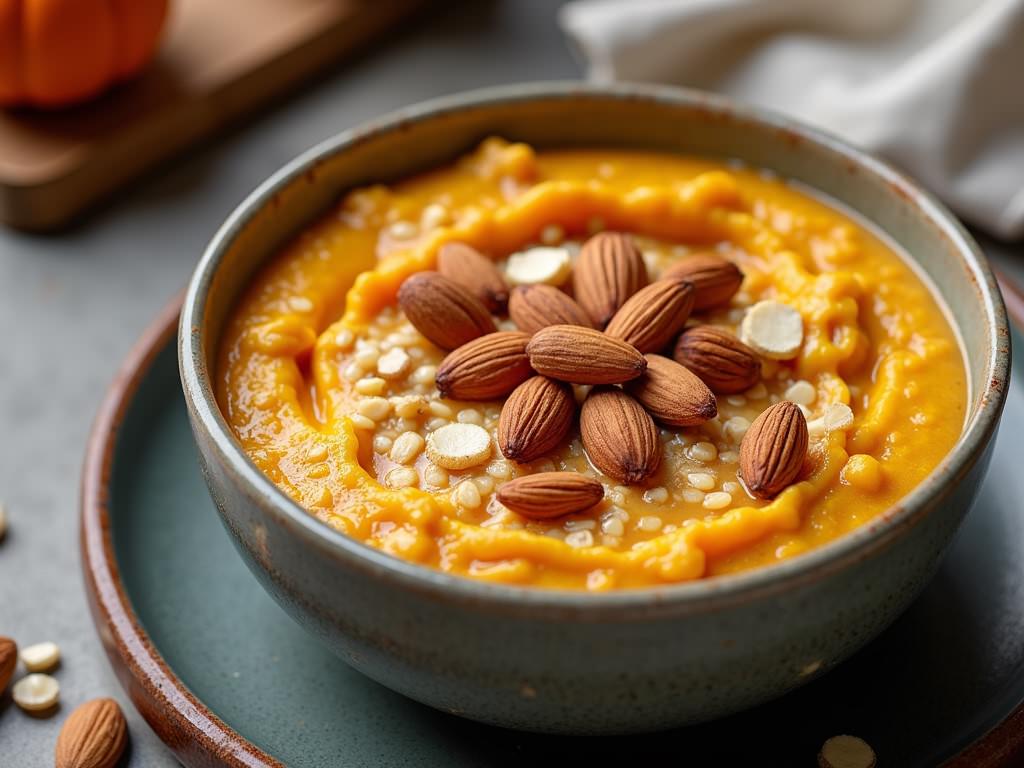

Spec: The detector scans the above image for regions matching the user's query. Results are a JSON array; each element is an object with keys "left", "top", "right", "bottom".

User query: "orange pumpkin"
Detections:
[{"left": 0, "top": 0, "right": 168, "bottom": 107}]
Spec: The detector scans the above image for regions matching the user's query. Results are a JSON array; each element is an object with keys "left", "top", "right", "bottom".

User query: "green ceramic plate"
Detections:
[{"left": 83, "top": 297, "right": 1023, "bottom": 767}]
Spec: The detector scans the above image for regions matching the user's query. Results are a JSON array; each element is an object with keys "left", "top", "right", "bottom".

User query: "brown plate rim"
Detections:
[{"left": 81, "top": 277, "right": 1024, "bottom": 767}]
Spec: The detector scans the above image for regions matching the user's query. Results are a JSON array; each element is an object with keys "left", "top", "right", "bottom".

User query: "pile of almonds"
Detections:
[{"left": 397, "top": 232, "right": 808, "bottom": 519}]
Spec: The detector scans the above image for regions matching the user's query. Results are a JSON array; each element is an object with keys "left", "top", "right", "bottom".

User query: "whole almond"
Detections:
[
  {"left": 626, "top": 354, "right": 717, "bottom": 426},
  {"left": 604, "top": 278, "right": 695, "bottom": 353},
  {"left": 398, "top": 271, "right": 496, "bottom": 350},
  {"left": 674, "top": 325, "right": 762, "bottom": 394},
  {"left": 527, "top": 325, "right": 646, "bottom": 385},
  {"left": 573, "top": 232, "right": 649, "bottom": 327},
  {"left": 498, "top": 376, "right": 575, "bottom": 462},
  {"left": 0, "top": 636, "right": 16, "bottom": 692},
  {"left": 437, "top": 242, "right": 509, "bottom": 312},
  {"left": 662, "top": 253, "right": 744, "bottom": 310},
  {"left": 55, "top": 697, "right": 128, "bottom": 768},
  {"left": 739, "top": 401, "right": 809, "bottom": 499},
  {"left": 580, "top": 387, "right": 661, "bottom": 484},
  {"left": 436, "top": 332, "right": 532, "bottom": 400},
  {"left": 509, "top": 285, "right": 592, "bottom": 334},
  {"left": 497, "top": 472, "right": 604, "bottom": 519}
]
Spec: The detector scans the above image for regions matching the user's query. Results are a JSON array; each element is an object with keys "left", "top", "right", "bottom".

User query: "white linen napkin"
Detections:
[{"left": 561, "top": 0, "right": 1024, "bottom": 240}]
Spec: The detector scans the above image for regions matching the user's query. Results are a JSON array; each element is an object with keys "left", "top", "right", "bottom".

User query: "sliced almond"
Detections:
[
  {"left": 625, "top": 354, "right": 717, "bottom": 426},
  {"left": 580, "top": 387, "right": 661, "bottom": 484},
  {"left": 674, "top": 325, "right": 762, "bottom": 394},
  {"left": 435, "top": 332, "right": 533, "bottom": 400},
  {"left": 604, "top": 278, "right": 694, "bottom": 353},
  {"left": 56, "top": 697, "right": 128, "bottom": 768},
  {"left": 739, "top": 401, "right": 809, "bottom": 499},
  {"left": 527, "top": 325, "right": 646, "bottom": 385},
  {"left": 437, "top": 242, "right": 509, "bottom": 312},
  {"left": 0, "top": 636, "right": 15, "bottom": 692},
  {"left": 505, "top": 246, "right": 572, "bottom": 286},
  {"left": 12, "top": 673, "right": 59, "bottom": 712},
  {"left": 662, "top": 253, "right": 744, "bottom": 310},
  {"left": 508, "top": 284, "right": 592, "bottom": 334},
  {"left": 497, "top": 473, "right": 604, "bottom": 519},
  {"left": 426, "top": 423, "right": 492, "bottom": 470},
  {"left": 376, "top": 348, "right": 411, "bottom": 380},
  {"left": 397, "top": 271, "right": 496, "bottom": 350},
  {"left": 739, "top": 300, "right": 803, "bottom": 360},
  {"left": 573, "top": 232, "right": 648, "bottom": 327},
  {"left": 498, "top": 376, "right": 576, "bottom": 462},
  {"left": 20, "top": 641, "right": 60, "bottom": 672}
]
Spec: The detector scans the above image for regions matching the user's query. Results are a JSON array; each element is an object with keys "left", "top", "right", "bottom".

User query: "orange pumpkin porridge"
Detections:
[{"left": 217, "top": 138, "right": 967, "bottom": 590}]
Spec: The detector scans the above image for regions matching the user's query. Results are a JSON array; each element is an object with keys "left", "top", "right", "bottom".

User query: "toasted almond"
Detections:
[
  {"left": 12, "top": 672, "right": 59, "bottom": 712},
  {"left": 527, "top": 325, "right": 646, "bottom": 385},
  {"left": 497, "top": 473, "right": 604, "bottom": 519},
  {"left": 426, "top": 422, "right": 492, "bottom": 470},
  {"left": 508, "top": 285, "right": 592, "bottom": 334},
  {"left": 662, "top": 253, "right": 744, "bottom": 310},
  {"left": 739, "top": 401, "right": 809, "bottom": 499},
  {"left": 573, "top": 232, "right": 648, "bottom": 327},
  {"left": 435, "top": 332, "right": 533, "bottom": 400},
  {"left": 397, "top": 271, "right": 496, "bottom": 350},
  {"left": 0, "top": 636, "right": 16, "bottom": 692},
  {"left": 20, "top": 641, "right": 60, "bottom": 672},
  {"left": 625, "top": 354, "right": 717, "bottom": 426},
  {"left": 674, "top": 325, "right": 762, "bottom": 394},
  {"left": 604, "top": 278, "right": 694, "bottom": 353},
  {"left": 437, "top": 242, "right": 509, "bottom": 312},
  {"left": 739, "top": 300, "right": 803, "bottom": 360},
  {"left": 56, "top": 697, "right": 129, "bottom": 768},
  {"left": 505, "top": 246, "right": 572, "bottom": 286},
  {"left": 498, "top": 376, "right": 575, "bottom": 462},
  {"left": 580, "top": 387, "right": 661, "bottom": 484}
]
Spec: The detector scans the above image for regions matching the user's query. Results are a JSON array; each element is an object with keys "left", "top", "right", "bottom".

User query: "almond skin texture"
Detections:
[
  {"left": 626, "top": 354, "right": 717, "bottom": 426},
  {"left": 55, "top": 697, "right": 128, "bottom": 768},
  {"left": 437, "top": 242, "right": 509, "bottom": 312},
  {"left": 580, "top": 387, "right": 661, "bottom": 484},
  {"left": 397, "top": 271, "right": 496, "bottom": 350},
  {"left": 508, "top": 284, "right": 592, "bottom": 334},
  {"left": 527, "top": 325, "right": 647, "bottom": 384},
  {"left": 740, "top": 401, "right": 809, "bottom": 499},
  {"left": 435, "top": 332, "right": 533, "bottom": 400},
  {"left": 674, "top": 325, "right": 763, "bottom": 394},
  {"left": 498, "top": 376, "right": 575, "bottom": 462},
  {"left": 496, "top": 472, "right": 604, "bottom": 519},
  {"left": 573, "top": 232, "right": 649, "bottom": 327},
  {"left": 662, "top": 253, "right": 744, "bottom": 311},
  {"left": 604, "top": 278, "right": 695, "bottom": 353},
  {"left": 0, "top": 636, "right": 16, "bottom": 692}
]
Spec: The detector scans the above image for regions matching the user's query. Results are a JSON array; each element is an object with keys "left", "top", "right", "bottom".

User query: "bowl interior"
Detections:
[{"left": 183, "top": 83, "right": 1008, "bottom": 602}]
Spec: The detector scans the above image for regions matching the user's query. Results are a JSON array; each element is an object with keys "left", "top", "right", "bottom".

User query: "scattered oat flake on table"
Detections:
[
  {"left": 818, "top": 734, "right": 877, "bottom": 768},
  {"left": 12, "top": 672, "right": 60, "bottom": 712}
]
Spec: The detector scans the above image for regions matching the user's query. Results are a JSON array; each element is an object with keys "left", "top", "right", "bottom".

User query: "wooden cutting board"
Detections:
[{"left": 0, "top": 0, "right": 423, "bottom": 231}]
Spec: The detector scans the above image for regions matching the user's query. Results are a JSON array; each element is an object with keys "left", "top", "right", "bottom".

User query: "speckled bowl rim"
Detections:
[{"left": 179, "top": 82, "right": 1010, "bottom": 614}]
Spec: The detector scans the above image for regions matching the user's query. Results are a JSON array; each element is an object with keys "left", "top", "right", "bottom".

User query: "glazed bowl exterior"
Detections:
[{"left": 179, "top": 83, "right": 1009, "bottom": 734}]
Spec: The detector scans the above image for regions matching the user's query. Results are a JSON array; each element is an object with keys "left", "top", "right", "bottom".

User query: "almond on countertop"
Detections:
[
  {"left": 662, "top": 252, "right": 744, "bottom": 310},
  {"left": 437, "top": 242, "right": 509, "bottom": 312},
  {"left": 508, "top": 284, "right": 592, "bottom": 334},
  {"left": 674, "top": 325, "right": 762, "bottom": 394},
  {"left": 580, "top": 387, "right": 661, "bottom": 484},
  {"left": 498, "top": 376, "right": 576, "bottom": 462},
  {"left": 739, "top": 401, "right": 809, "bottom": 499},
  {"left": 55, "top": 697, "right": 129, "bottom": 768},
  {"left": 0, "top": 636, "right": 16, "bottom": 692},
  {"left": 604, "top": 278, "right": 694, "bottom": 354},
  {"left": 739, "top": 299, "right": 804, "bottom": 360},
  {"left": 526, "top": 325, "right": 647, "bottom": 385},
  {"left": 497, "top": 472, "right": 604, "bottom": 519},
  {"left": 625, "top": 354, "right": 717, "bottom": 427},
  {"left": 573, "top": 232, "right": 648, "bottom": 327},
  {"left": 397, "top": 271, "right": 496, "bottom": 350},
  {"left": 435, "top": 331, "right": 533, "bottom": 400}
]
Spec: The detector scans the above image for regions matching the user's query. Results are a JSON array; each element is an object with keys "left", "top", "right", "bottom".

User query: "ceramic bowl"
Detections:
[{"left": 179, "top": 83, "right": 1010, "bottom": 734}]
